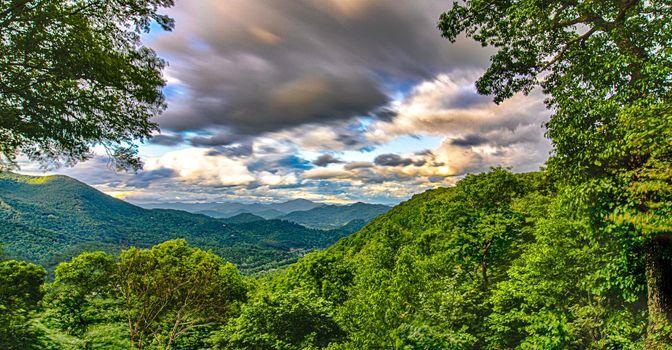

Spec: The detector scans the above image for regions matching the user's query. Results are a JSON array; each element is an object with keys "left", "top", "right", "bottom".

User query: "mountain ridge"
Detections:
[
  {"left": 0, "top": 173, "right": 360, "bottom": 273},
  {"left": 134, "top": 197, "right": 390, "bottom": 227}
]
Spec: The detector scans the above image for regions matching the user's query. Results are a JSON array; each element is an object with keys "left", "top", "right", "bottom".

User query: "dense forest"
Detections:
[
  {"left": 1, "top": 0, "right": 671, "bottom": 349},
  {"left": 0, "top": 169, "right": 652, "bottom": 348}
]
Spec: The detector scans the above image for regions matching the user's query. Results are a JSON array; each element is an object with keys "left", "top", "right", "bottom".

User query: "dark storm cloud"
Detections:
[
  {"left": 445, "top": 87, "right": 492, "bottom": 109},
  {"left": 336, "top": 132, "right": 367, "bottom": 147},
  {"left": 190, "top": 132, "right": 245, "bottom": 147},
  {"left": 415, "top": 149, "right": 434, "bottom": 156},
  {"left": 450, "top": 134, "right": 489, "bottom": 147},
  {"left": 374, "top": 154, "right": 426, "bottom": 167},
  {"left": 126, "top": 168, "right": 177, "bottom": 189},
  {"left": 205, "top": 143, "right": 254, "bottom": 158},
  {"left": 354, "top": 168, "right": 407, "bottom": 184},
  {"left": 152, "top": 0, "right": 489, "bottom": 136},
  {"left": 313, "top": 154, "right": 344, "bottom": 167},
  {"left": 148, "top": 134, "right": 184, "bottom": 146}
]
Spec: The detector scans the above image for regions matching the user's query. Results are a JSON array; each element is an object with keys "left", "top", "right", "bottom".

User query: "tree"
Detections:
[
  {"left": 451, "top": 168, "right": 525, "bottom": 289},
  {"left": 0, "top": 260, "right": 47, "bottom": 349},
  {"left": 0, "top": 0, "right": 174, "bottom": 170},
  {"left": 117, "top": 240, "right": 247, "bottom": 349},
  {"left": 47, "top": 241, "right": 248, "bottom": 349},
  {"left": 46, "top": 251, "right": 117, "bottom": 335},
  {"left": 216, "top": 289, "right": 346, "bottom": 350},
  {"left": 439, "top": 1, "right": 672, "bottom": 347}
]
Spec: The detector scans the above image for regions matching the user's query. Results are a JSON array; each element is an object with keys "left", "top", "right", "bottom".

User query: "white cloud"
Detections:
[
  {"left": 258, "top": 171, "right": 298, "bottom": 186},
  {"left": 144, "top": 148, "right": 255, "bottom": 187}
]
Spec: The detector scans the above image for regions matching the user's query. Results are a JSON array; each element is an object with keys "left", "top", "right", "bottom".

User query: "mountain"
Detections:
[
  {"left": 221, "top": 213, "right": 265, "bottom": 224},
  {"left": 270, "top": 199, "right": 324, "bottom": 213},
  {"left": 137, "top": 198, "right": 323, "bottom": 219},
  {"left": 0, "top": 173, "right": 352, "bottom": 273},
  {"left": 279, "top": 202, "right": 391, "bottom": 230}
]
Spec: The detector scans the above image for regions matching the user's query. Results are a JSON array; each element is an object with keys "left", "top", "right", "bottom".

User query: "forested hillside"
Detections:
[
  {"left": 217, "top": 169, "right": 647, "bottom": 349},
  {"left": 0, "top": 173, "right": 355, "bottom": 273}
]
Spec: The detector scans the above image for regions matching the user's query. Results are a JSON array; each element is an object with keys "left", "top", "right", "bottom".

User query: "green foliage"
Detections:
[
  {"left": 118, "top": 240, "right": 247, "bottom": 349},
  {"left": 223, "top": 169, "right": 646, "bottom": 349},
  {"left": 215, "top": 289, "right": 346, "bottom": 350},
  {"left": 487, "top": 199, "right": 646, "bottom": 349},
  {"left": 44, "top": 240, "right": 248, "bottom": 349},
  {"left": 439, "top": 0, "right": 672, "bottom": 345},
  {"left": 0, "top": 0, "right": 174, "bottom": 170},
  {"left": 0, "top": 169, "right": 657, "bottom": 349},
  {"left": 45, "top": 252, "right": 116, "bottom": 334},
  {"left": 0, "top": 259, "right": 47, "bottom": 349}
]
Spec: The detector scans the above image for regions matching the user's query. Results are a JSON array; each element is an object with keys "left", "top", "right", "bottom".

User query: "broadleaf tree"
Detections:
[
  {"left": 47, "top": 240, "right": 248, "bottom": 349},
  {"left": 117, "top": 240, "right": 248, "bottom": 349},
  {"left": 439, "top": 0, "right": 671, "bottom": 347},
  {"left": 0, "top": 260, "right": 47, "bottom": 349},
  {"left": 0, "top": 0, "right": 174, "bottom": 170}
]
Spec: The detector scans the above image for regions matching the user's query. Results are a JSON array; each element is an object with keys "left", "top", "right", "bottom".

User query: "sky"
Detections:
[{"left": 20, "top": 0, "right": 552, "bottom": 205}]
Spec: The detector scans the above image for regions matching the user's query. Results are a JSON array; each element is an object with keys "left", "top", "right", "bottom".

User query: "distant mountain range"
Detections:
[
  {"left": 0, "top": 173, "right": 378, "bottom": 273},
  {"left": 135, "top": 198, "right": 390, "bottom": 229},
  {"left": 136, "top": 198, "right": 323, "bottom": 219},
  {"left": 279, "top": 202, "right": 391, "bottom": 230}
]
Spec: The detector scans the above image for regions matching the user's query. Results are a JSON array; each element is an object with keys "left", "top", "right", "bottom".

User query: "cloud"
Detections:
[
  {"left": 190, "top": 132, "right": 245, "bottom": 147},
  {"left": 450, "top": 134, "right": 489, "bottom": 147},
  {"left": 366, "top": 73, "right": 552, "bottom": 175},
  {"left": 374, "top": 153, "right": 426, "bottom": 167},
  {"left": 125, "top": 168, "right": 177, "bottom": 189},
  {"left": 313, "top": 154, "right": 344, "bottom": 167},
  {"left": 150, "top": 0, "right": 489, "bottom": 136},
  {"left": 258, "top": 171, "right": 298, "bottom": 186},
  {"left": 19, "top": 1, "right": 554, "bottom": 205},
  {"left": 148, "top": 133, "right": 184, "bottom": 146},
  {"left": 144, "top": 148, "right": 256, "bottom": 187},
  {"left": 368, "top": 73, "right": 549, "bottom": 143},
  {"left": 273, "top": 123, "right": 375, "bottom": 152},
  {"left": 344, "top": 161, "right": 373, "bottom": 170},
  {"left": 303, "top": 167, "right": 352, "bottom": 180}
]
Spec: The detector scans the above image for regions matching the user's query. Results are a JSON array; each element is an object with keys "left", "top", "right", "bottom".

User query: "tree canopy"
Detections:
[
  {"left": 0, "top": 0, "right": 174, "bottom": 170},
  {"left": 45, "top": 240, "right": 248, "bottom": 349},
  {"left": 439, "top": 0, "right": 672, "bottom": 347},
  {"left": 0, "top": 259, "right": 46, "bottom": 349}
]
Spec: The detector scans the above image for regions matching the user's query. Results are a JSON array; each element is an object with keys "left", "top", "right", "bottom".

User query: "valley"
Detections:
[{"left": 0, "top": 172, "right": 385, "bottom": 273}]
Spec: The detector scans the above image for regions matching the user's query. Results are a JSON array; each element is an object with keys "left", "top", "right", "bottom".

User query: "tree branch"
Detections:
[{"left": 540, "top": 26, "right": 598, "bottom": 71}]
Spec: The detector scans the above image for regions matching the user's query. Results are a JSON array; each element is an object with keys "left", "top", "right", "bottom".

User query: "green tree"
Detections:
[
  {"left": 0, "top": 259, "right": 47, "bottom": 349},
  {"left": 439, "top": 1, "right": 672, "bottom": 347},
  {"left": 216, "top": 289, "right": 346, "bottom": 350},
  {"left": 46, "top": 251, "right": 116, "bottom": 335},
  {"left": 117, "top": 240, "right": 247, "bottom": 349},
  {"left": 46, "top": 240, "right": 248, "bottom": 349},
  {"left": 488, "top": 198, "right": 646, "bottom": 349},
  {"left": 450, "top": 168, "right": 525, "bottom": 289},
  {"left": 0, "top": 0, "right": 174, "bottom": 170}
]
